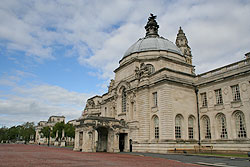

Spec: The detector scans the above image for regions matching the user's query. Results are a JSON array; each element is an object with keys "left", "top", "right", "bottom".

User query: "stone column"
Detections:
[
  {"left": 107, "top": 130, "right": 113, "bottom": 152},
  {"left": 54, "top": 130, "right": 59, "bottom": 146},
  {"left": 73, "top": 130, "right": 80, "bottom": 151},
  {"left": 60, "top": 129, "right": 66, "bottom": 147},
  {"left": 82, "top": 130, "right": 94, "bottom": 152},
  {"left": 113, "top": 131, "right": 120, "bottom": 152},
  {"left": 62, "top": 129, "right": 65, "bottom": 138},
  {"left": 35, "top": 129, "right": 40, "bottom": 144},
  {"left": 124, "top": 134, "right": 129, "bottom": 152},
  {"left": 92, "top": 130, "right": 97, "bottom": 152}
]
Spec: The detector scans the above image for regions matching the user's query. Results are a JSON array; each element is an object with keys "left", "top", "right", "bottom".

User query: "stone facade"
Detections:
[
  {"left": 74, "top": 14, "right": 250, "bottom": 153},
  {"left": 35, "top": 116, "right": 66, "bottom": 145}
]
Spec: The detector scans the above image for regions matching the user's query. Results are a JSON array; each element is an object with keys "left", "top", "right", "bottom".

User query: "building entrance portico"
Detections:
[
  {"left": 96, "top": 127, "right": 108, "bottom": 152},
  {"left": 74, "top": 116, "right": 128, "bottom": 152}
]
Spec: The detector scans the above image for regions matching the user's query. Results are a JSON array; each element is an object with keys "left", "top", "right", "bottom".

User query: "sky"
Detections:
[{"left": 0, "top": 0, "right": 250, "bottom": 127}]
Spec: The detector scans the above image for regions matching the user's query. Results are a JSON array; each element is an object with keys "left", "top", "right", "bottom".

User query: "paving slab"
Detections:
[{"left": 0, "top": 144, "right": 205, "bottom": 167}]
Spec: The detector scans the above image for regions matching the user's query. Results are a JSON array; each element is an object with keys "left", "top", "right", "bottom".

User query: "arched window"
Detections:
[
  {"left": 175, "top": 115, "right": 182, "bottom": 139},
  {"left": 153, "top": 116, "right": 159, "bottom": 139},
  {"left": 146, "top": 64, "right": 155, "bottom": 74},
  {"left": 216, "top": 113, "right": 228, "bottom": 139},
  {"left": 234, "top": 111, "right": 247, "bottom": 138},
  {"left": 202, "top": 116, "right": 211, "bottom": 139},
  {"left": 122, "top": 88, "right": 126, "bottom": 112},
  {"left": 188, "top": 116, "right": 195, "bottom": 139}
]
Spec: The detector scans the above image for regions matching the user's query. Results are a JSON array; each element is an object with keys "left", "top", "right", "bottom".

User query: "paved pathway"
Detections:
[
  {"left": 0, "top": 144, "right": 204, "bottom": 167},
  {"left": 122, "top": 152, "right": 250, "bottom": 167}
]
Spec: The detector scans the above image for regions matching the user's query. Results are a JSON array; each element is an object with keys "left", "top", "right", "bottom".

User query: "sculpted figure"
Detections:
[
  {"left": 108, "top": 79, "right": 115, "bottom": 92},
  {"left": 86, "top": 99, "right": 95, "bottom": 108}
]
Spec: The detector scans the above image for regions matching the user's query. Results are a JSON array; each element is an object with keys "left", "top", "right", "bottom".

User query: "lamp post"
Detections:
[{"left": 48, "top": 128, "right": 51, "bottom": 146}]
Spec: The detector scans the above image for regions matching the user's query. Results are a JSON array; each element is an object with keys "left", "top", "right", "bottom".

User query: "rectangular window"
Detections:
[
  {"left": 155, "top": 127, "right": 159, "bottom": 139},
  {"left": 153, "top": 92, "right": 158, "bottom": 107},
  {"left": 122, "top": 89, "right": 126, "bottom": 112},
  {"left": 231, "top": 85, "right": 241, "bottom": 101},
  {"left": 188, "top": 127, "right": 194, "bottom": 139},
  {"left": 201, "top": 93, "right": 208, "bottom": 107},
  {"left": 205, "top": 128, "right": 211, "bottom": 139},
  {"left": 215, "top": 89, "right": 223, "bottom": 104},
  {"left": 175, "top": 126, "right": 181, "bottom": 139}
]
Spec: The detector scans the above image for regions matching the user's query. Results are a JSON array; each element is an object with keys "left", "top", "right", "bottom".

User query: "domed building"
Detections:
[{"left": 74, "top": 14, "right": 250, "bottom": 153}]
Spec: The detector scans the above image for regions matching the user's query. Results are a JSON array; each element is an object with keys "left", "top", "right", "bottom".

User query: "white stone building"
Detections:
[
  {"left": 74, "top": 14, "right": 250, "bottom": 153},
  {"left": 35, "top": 116, "right": 65, "bottom": 145}
]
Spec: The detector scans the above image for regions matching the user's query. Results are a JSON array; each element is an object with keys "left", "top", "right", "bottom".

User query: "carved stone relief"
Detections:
[
  {"left": 86, "top": 99, "right": 95, "bottom": 108},
  {"left": 135, "top": 63, "right": 150, "bottom": 80},
  {"left": 208, "top": 91, "right": 213, "bottom": 99},
  {"left": 108, "top": 79, "right": 115, "bottom": 92},
  {"left": 223, "top": 87, "right": 228, "bottom": 95},
  {"left": 241, "top": 83, "right": 247, "bottom": 92}
]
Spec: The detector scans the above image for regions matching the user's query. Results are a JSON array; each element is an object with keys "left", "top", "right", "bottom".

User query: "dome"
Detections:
[{"left": 123, "top": 36, "right": 182, "bottom": 58}]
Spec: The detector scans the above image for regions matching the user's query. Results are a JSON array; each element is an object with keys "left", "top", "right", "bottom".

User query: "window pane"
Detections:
[
  {"left": 217, "top": 114, "right": 228, "bottom": 139},
  {"left": 122, "top": 89, "right": 126, "bottom": 112},
  {"left": 154, "top": 116, "right": 159, "bottom": 139},
  {"left": 215, "top": 89, "right": 223, "bottom": 104},
  {"left": 235, "top": 112, "right": 247, "bottom": 138},
  {"left": 231, "top": 85, "right": 241, "bottom": 101},
  {"left": 153, "top": 92, "right": 157, "bottom": 107},
  {"left": 203, "top": 116, "right": 211, "bottom": 139},
  {"left": 188, "top": 117, "right": 194, "bottom": 139},
  {"left": 175, "top": 115, "right": 182, "bottom": 139},
  {"left": 201, "top": 93, "right": 207, "bottom": 107}
]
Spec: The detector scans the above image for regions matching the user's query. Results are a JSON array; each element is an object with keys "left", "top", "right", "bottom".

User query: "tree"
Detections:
[
  {"left": 40, "top": 126, "right": 51, "bottom": 145},
  {"left": 51, "top": 122, "right": 65, "bottom": 140},
  {"left": 20, "top": 122, "right": 35, "bottom": 143},
  {"left": 65, "top": 123, "right": 75, "bottom": 138},
  {"left": 0, "top": 127, "right": 8, "bottom": 142},
  {"left": 0, "top": 122, "right": 35, "bottom": 143},
  {"left": 7, "top": 126, "right": 19, "bottom": 142}
]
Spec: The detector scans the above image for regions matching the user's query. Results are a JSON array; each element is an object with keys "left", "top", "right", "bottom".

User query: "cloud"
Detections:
[
  {"left": 0, "top": 70, "right": 92, "bottom": 127},
  {"left": 77, "top": 0, "right": 250, "bottom": 77},
  {"left": 2, "top": 0, "right": 249, "bottom": 77},
  {"left": 1, "top": 0, "right": 250, "bottom": 127},
  {"left": 158, "top": 0, "right": 250, "bottom": 73},
  {"left": 83, "top": 23, "right": 144, "bottom": 79},
  {"left": 0, "top": 84, "right": 91, "bottom": 127}
]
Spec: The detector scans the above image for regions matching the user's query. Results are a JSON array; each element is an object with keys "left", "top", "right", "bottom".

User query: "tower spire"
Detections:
[
  {"left": 145, "top": 13, "right": 159, "bottom": 37},
  {"left": 176, "top": 27, "right": 192, "bottom": 65}
]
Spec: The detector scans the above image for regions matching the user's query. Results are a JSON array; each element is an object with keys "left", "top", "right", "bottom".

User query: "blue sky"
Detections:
[{"left": 1, "top": 0, "right": 250, "bottom": 127}]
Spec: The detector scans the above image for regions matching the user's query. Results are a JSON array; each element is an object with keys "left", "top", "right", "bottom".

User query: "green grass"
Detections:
[
  {"left": 63, "top": 145, "right": 74, "bottom": 148},
  {"left": 195, "top": 152, "right": 249, "bottom": 158}
]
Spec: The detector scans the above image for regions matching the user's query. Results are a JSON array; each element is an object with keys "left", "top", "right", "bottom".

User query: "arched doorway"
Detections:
[
  {"left": 96, "top": 127, "right": 108, "bottom": 152},
  {"left": 119, "top": 133, "right": 125, "bottom": 152}
]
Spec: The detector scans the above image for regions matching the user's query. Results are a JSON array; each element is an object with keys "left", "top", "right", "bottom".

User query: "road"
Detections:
[{"left": 122, "top": 152, "right": 250, "bottom": 167}]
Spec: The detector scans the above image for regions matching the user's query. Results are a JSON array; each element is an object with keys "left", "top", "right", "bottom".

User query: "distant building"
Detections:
[
  {"left": 67, "top": 119, "right": 78, "bottom": 126},
  {"left": 35, "top": 116, "right": 65, "bottom": 145},
  {"left": 74, "top": 14, "right": 250, "bottom": 153}
]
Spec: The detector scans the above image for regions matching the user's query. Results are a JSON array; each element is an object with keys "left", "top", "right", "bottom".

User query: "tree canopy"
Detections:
[
  {"left": 0, "top": 122, "right": 35, "bottom": 143},
  {"left": 40, "top": 126, "right": 51, "bottom": 139},
  {"left": 51, "top": 122, "right": 75, "bottom": 140}
]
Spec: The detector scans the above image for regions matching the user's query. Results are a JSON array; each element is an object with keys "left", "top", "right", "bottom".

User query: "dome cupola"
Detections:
[{"left": 122, "top": 14, "right": 183, "bottom": 59}]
